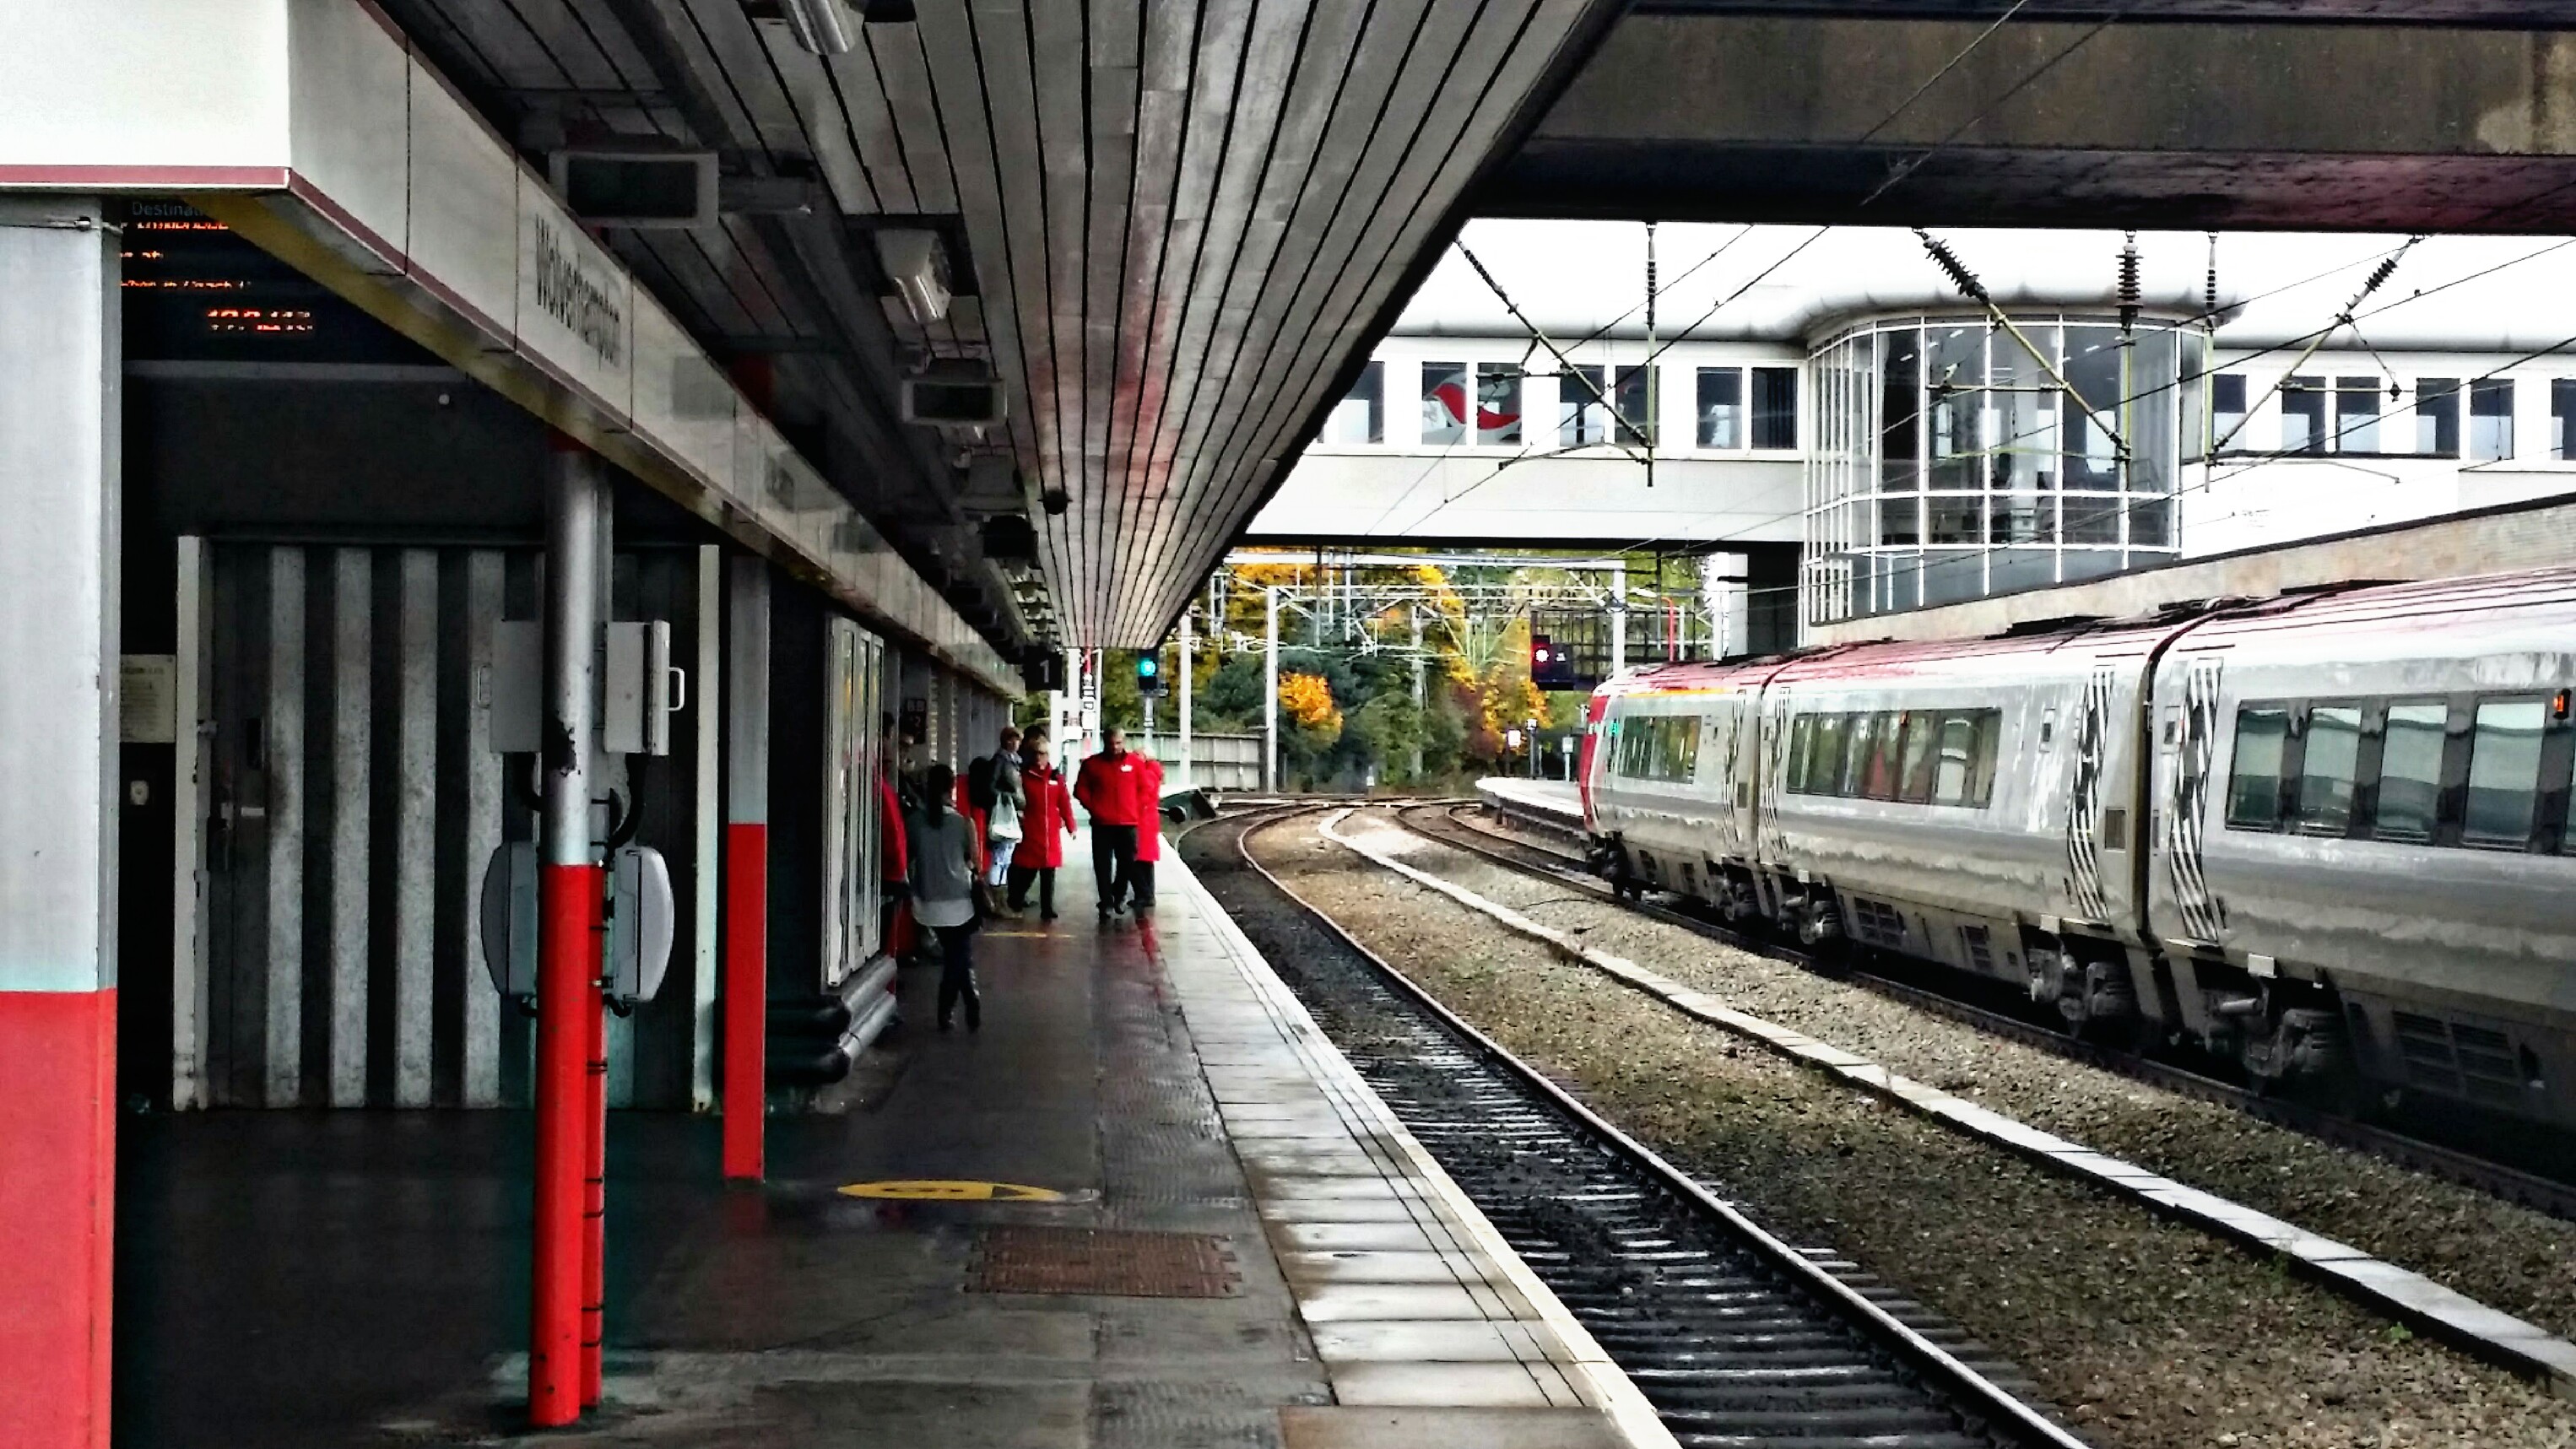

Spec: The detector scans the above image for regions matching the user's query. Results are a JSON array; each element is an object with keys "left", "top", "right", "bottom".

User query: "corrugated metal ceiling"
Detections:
[{"left": 380, "top": 0, "right": 1613, "bottom": 646}]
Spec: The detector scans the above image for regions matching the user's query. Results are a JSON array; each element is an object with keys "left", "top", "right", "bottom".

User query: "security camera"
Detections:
[{"left": 1040, "top": 487, "right": 1070, "bottom": 516}]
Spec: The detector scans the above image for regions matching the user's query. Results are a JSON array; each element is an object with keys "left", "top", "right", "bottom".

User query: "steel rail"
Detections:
[
  {"left": 1210, "top": 805, "right": 2091, "bottom": 1449},
  {"left": 1402, "top": 800, "right": 2576, "bottom": 1226}
]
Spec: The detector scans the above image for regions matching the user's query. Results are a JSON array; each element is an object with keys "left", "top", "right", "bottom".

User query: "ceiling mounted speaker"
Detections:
[
  {"left": 777, "top": 0, "right": 857, "bottom": 53},
  {"left": 981, "top": 515, "right": 1038, "bottom": 564},
  {"left": 874, "top": 229, "right": 952, "bottom": 326}
]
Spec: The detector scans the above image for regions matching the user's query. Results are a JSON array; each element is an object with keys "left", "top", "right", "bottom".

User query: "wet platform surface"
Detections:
[{"left": 114, "top": 845, "right": 1654, "bottom": 1448}]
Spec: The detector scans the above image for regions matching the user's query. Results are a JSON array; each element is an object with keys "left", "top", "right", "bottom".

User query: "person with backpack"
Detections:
[
  {"left": 1007, "top": 740, "right": 1077, "bottom": 921},
  {"left": 966, "top": 725, "right": 1024, "bottom": 889},
  {"left": 905, "top": 763, "right": 983, "bottom": 1032}
]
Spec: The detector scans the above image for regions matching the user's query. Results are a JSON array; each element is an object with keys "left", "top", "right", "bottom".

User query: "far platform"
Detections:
[
  {"left": 116, "top": 841, "right": 1664, "bottom": 1449},
  {"left": 1476, "top": 777, "right": 1584, "bottom": 836}
]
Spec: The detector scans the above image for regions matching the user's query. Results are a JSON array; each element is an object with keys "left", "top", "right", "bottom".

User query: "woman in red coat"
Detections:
[
  {"left": 1124, "top": 754, "right": 1166, "bottom": 911},
  {"left": 1007, "top": 741, "right": 1077, "bottom": 921}
]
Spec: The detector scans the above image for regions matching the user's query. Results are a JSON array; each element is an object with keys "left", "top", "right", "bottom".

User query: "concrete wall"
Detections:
[{"left": 1805, "top": 494, "right": 2576, "bottom": 644}]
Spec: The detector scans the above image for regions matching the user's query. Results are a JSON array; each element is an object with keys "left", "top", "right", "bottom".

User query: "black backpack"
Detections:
[{"left": 966, "top": 752, "right": 1000, "bottom": 811}]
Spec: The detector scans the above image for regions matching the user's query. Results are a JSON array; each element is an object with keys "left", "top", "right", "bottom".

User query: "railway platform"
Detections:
[
  {"left": 114, "top": 845, "right": 1664, "bottom": 1449},
  {"left": 1476, "top": 779, "right": 1584, "bottom": 837}
]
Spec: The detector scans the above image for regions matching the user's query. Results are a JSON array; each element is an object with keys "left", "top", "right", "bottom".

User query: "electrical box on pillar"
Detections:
[
  {"left": 606, "top": 845, "right": 676, "bottom": 1014},
  {"left": 479, "top": 841, "right": 538, "bottom": 1008}
]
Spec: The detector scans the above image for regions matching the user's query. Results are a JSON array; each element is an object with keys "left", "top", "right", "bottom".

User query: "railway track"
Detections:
[
  {"left": 1184, "top": 805, "right": 2088, "bottom": 1449},
  {"left": 1394, "top": 798, "right": 2576, "bottom": 1227}
]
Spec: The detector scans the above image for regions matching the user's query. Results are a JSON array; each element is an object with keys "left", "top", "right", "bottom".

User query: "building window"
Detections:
[
  {"left": 2416, "top": 378, "right": 2460, "bottom": 457},
  {"left": 2554, "top": 380, "right": 2576, "bottom": 461},
  {"left": 2280, "top": 376, "right": 2327, "bottom": 455},
  {"left": 1421, "top": 360, "right": 1467, "bottom": 446},
  {"left": 2334, "top": 377, "right": 2382, "bottom": 452},
  {"left": 1475, "top": 362, "right": 1523, "bottom": 446},
  {"left": 1751, "top": 366, "right": 1799, "bottom": 449},
  {"left": 1327, "top": 360, "right": 1383, "bottom": 445},
  {"left": 1613, "top": 365, "right": 1654, "bottom": 447},
  {"left": 2470, "top": 378, "right": 2514, "bottom": 461},
  {"left": 1697, "top": 367, "right": 1744, "bottom": 448},
  {"left": 1561, "top": 365, "right": 1610, "bottom": 446},
  {"left": 2211, "top": 372, "right": 2247, "bottom": 449}
]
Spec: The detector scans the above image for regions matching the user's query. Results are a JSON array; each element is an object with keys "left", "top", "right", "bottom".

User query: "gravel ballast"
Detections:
[
  {"left": 1240, "top": 811, "right": 2576, "bottom": 1449},
  {"left": 1399, "top": 805, "right": 2576, "bottom": 1344}
]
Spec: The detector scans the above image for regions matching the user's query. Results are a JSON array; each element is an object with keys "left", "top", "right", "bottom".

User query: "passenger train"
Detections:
[{"left": 1578, "top": 569, "right": 2576, "bottom": 1129}]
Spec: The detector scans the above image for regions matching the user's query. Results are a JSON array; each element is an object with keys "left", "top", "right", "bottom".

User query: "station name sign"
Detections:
[{"left": 530, "top": 214, "right": 625, "bottom": 370}]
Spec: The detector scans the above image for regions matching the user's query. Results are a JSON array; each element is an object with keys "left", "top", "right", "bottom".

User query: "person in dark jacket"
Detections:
[{"left": 906, "top": 763, "right": 983, "bottom": 1031}]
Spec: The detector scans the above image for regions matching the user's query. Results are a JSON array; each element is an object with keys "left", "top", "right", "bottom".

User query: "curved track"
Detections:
[
  {"left": 1186, "top": 806, "right": 2089, "bottom": 1449},
  {"left": 1394, "top": 799, "right": 2576, "bottom": 1225}
]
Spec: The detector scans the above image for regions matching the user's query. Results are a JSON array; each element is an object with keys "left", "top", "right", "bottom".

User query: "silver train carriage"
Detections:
[{"left": 1578, "top": 568, "right": 2576, "bottom": 1128}]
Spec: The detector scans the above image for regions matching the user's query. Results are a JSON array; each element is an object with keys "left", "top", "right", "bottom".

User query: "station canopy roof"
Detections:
[{"left": 374, "top": 0, "right": 1614, "bottom": 648}]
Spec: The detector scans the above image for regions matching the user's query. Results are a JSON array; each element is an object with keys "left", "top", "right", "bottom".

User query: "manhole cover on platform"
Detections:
[{"left": 967, "top": 1226, "right": 1242, "bottom": 1298}]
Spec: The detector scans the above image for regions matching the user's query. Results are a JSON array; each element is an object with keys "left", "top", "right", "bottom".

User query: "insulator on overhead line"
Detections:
[
  {"left": 2205, "top": 232, "right": 2220, "bottom": 318},
  {"left": 2118, "top": 231, "right": 2141, "bottom": 337},
  {"left": 1913, "top": 229, "right": 1988, "bottom": 305}
]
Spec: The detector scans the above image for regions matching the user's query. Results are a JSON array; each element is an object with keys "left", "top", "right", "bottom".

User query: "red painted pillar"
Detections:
[
  {"left": 0, "top": 195, "right": 120, "bottom": 1449},
  {"left": 531, "top": 442, "right": 607, "bottom": 1426},
  {"left": 721, "top": 559, "right": 771, "bottom": 1181},
  {"left": 582, "top": 968, "right": 606, "bottom": 1406}
]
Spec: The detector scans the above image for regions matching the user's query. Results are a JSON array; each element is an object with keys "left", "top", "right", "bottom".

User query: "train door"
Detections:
[{"left": 1577, "top": 689, "right": 1610, "bottom": 830}]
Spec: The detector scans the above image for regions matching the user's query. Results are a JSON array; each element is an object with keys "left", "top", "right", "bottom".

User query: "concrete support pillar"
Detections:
[
  {"left": 1177, "top": 612, "right": 1193, "bottom": 790},
  {"left": 0, "top": 195, "right": 118, "bottom": 1449},
  {"left": 1263, "top": 587, "right": 1280, "bottom": 793},
  {"left": 533, "top": 443, "right": 608, "bottom": 1425},
  {"left": 722, "top": 559, "right": 771, "bottom": 1181}
]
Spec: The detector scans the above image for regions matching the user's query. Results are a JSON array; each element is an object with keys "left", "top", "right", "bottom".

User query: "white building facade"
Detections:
[{"left": 1249, "top": 223, "right": 2576, "bottom": 642}]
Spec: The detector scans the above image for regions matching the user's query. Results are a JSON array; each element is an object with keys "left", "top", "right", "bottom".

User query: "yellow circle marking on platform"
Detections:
[{"left": 837, "top": 1179, "right": 1065, "bottom": 1203}]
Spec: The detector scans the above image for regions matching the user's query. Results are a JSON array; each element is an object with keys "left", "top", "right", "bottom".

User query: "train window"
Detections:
[
  {"left": 2296, "top": 705, "right": 2363, "bottom": 835},
  {"left": 2226, "top": 706, "right": 2291, "bottom": 829},
  {"left": 2373, "top": 701, "right": 2448, "bottom": 843},
  {"left": 1863, "top": 711, "right": 1905, "bottom": 800},
  {"left": 1840, "top": 713, "right": 1879, "bottom": 797},
  {"left": 2463, "top": 698, "right": 2548, "bottom": 847},
  {"left": 1897, "top": 714, "right": 1939, "bottom": 803},
  {"left": 1786, "top": 714, "right": 1815, "bottom": 792},
  {"left": 1931, "top": 710, "right": 2000, "bottom": 808},
  {"left": 1808, "top": 713, "right": 1849, "bottom": 795},
  {"left": 1670, "top": 716, "right": 1702, "bottom": 781}
]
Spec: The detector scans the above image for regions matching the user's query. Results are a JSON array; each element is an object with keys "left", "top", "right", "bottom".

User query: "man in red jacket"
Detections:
[{"left": 1074, "top": 727, "right": 1145, "bottom": 923}]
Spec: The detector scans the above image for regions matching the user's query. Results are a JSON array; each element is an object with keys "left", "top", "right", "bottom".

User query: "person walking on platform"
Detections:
[
  {"left": 906, "top": 764, "right": 982, "bottom": 1032},
  {"left": 877, "top": 732, "right": 912, "bottom": 961},
  {"left": 1123, "top": 749, "right": 1166, "bottom": 913},
  {"left": 1074, "top": 727, "right": 1146, "bottom": 922},
  {"left": 967, "top": 724, "right": 1025, "bottom": 890},
  {"left": 1007, "top": 741, "right": 1076, "bottom": 921}
]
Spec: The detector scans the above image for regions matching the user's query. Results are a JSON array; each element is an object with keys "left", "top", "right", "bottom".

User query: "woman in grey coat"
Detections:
[{"left": 906, "top": 763, "right": 984, "bottom": 1032}]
